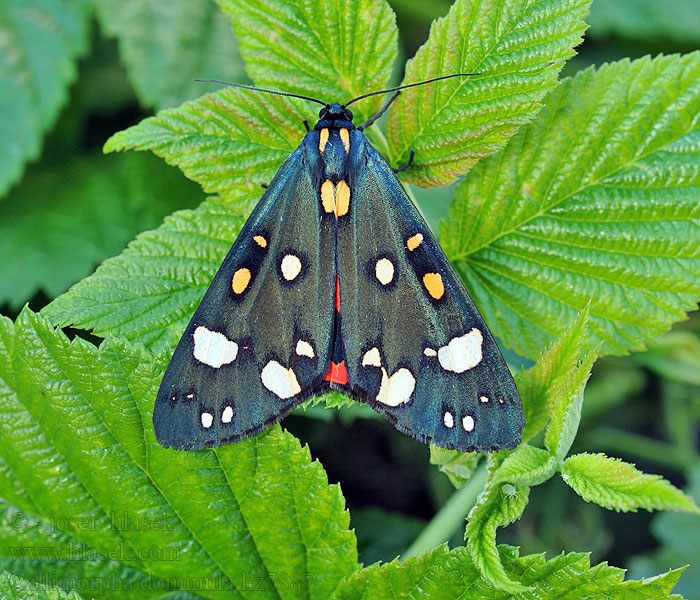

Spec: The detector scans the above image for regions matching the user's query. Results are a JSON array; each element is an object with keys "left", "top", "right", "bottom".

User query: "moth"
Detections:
[{"left": 154, "top": 76, "right": 524, "bottom": 452}]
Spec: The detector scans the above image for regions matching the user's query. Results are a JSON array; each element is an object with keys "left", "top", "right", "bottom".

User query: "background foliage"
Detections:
[{"left": 1, "top": 0, "right": 699, "bottom": 598}]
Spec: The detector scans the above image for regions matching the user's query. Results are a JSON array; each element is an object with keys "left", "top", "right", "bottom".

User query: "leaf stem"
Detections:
[{"left": 402, "top": 463, "right": 487, "bottom": 559}]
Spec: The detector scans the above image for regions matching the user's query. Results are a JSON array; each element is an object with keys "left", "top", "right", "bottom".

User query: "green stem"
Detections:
[{"left": 402, "top": 463, "right": 487, "bottom": 559}]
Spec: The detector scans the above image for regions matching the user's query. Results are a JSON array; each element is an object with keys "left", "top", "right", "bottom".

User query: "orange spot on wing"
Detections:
[
  {"left": 324, "top": 360, "right": 348, "bottom": 385},
  {"left": 232, "top": 268, "right": 251, "bottom": 294},
  {"left": 253, "top": 235, "right": 267, "bottom": 248},
  {"left": 407, "top": 233, "right": 423, "bottom": 251},
  {"left": 423, "top": 272, "right": 444, "bottom": 299}
]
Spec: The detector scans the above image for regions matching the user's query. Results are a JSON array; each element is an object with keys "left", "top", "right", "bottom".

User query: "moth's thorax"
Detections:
[
  {"left": 312, "top": 105, "right": 355, "bottom": 179},
  {"left": 318, "top": 128, "right": 351, "bottom": 179}
]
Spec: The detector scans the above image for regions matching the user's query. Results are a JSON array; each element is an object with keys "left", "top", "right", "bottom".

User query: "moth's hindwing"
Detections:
[
  {"left": 337, "top": 130, "right": 524, "bottom": 452},
  {"left": 154, "top": 133, "right": 335, "bottom": 449}
]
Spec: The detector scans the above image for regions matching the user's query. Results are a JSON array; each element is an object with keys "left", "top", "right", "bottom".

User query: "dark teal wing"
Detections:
[
  {"left": 154, "top": 132, "right": 336, "bottom": 449},
  {"left": 336, "top": 130, "right": 524, "bottom": 452}
]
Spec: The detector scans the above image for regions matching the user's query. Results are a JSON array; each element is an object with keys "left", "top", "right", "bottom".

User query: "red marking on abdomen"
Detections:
[
  {"left": 335, "top": 275, "right": 340, "bottom": 312},
  {"left": 324, "top": 360, "right": 348, "bottom": 385}
]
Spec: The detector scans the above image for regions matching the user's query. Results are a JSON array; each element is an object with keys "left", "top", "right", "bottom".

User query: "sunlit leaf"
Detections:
[
  {"left": 442, "top": 54, "right": 700, "bottom": 359},
  {"left": 562, "top": 453, "right": 700, "bottom": 514},
  {"left": 386, "top": 0, "right": 591, "bottom": 186},
  {"left": 0, "top": 309, "right": 358, "bottom": 599},
  {"left": 218, "top": 0, "right": 397, "bottom": 123}
]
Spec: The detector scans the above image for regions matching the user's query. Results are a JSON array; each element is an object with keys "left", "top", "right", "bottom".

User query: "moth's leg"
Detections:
[
  {"left": 393, "top": 150, "right": 415, "bottom": 173},
  {"left": 358, "top": 91, "right": 401, "bottom": 131}
]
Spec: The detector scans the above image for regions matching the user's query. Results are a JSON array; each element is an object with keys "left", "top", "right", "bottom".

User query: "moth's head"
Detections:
[{"left": 315, "top": 103, "right": 354, "bottom": 130}]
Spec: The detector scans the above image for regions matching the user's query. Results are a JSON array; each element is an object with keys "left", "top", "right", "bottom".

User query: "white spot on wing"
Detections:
[
  {"left": 375, "top": 258, "right": 395, "bottom": 285},
  {"left": 437, "top": 328, "right": 483, "bottom": 373},
  {"left": 376, "top": 368, "right": 415, "bottom": 406},
  {"left": 462, "top": 415, "right": 475, "bottom": 432},
  {"left": 221, "top": 406, "right": 233, "bottom": 424},
  {"left": 201, "top": 412, "right": 213, "bottom": 428},
  {"left": 193, "top": 326, "right": 238, "bottom": 368},
  {"left": 480, "top": 395, "right": 489, "bottom": 403},
  {"left": 443, "top": 411, "right": 454, "bottom": 428},
  {"left": 281, "top": 254, "right": 302, "bottom": 280},
  {"left": 261, "top": 360, "right": 301, "bottom": 399},
  {"left": 424, "top": 347, "right": 437, "bottom": 357},
  {"left": 362, "top": 347, "right": 381, "bottom": 367},
  {"left": 296, "top": 339, "right": 315, "bottom": 358}
]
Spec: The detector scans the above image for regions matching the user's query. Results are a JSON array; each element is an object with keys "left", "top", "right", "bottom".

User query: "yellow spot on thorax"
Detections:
[
  {"left": 423, "top": 272, "right": 444, "bottom": 299},
  {"left": 339, "top": 128, "right": 350, "bottom": 153},
  {"left": 232, "top": 268, "right": 251, "bottom": 294},
  {"left": 407, "top": 233, "right": 423, "bottom": 251},
  {"left": 253, "top": 235, "right": 267, "bottom": 248},
  {"left": 319, "top": 128, "right": 329, "bottom": 152}
]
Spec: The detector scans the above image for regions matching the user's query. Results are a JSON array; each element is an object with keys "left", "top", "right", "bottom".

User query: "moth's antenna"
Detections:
[
  {"left": 343, "top": 73, "right": 478, "bottom": 107},
  {"left": 194, "top": 79, "right": 328, "bottom": 107}
]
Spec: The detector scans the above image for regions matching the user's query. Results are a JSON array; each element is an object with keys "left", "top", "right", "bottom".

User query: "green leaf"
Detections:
[
  {"left": 492, "top": 444, "right": 556, "bottom": 487},
  {"left": 0, "top": 0, "right": 89, "bottom": 197},
  {"left": 516, "top": 305, "right": 590, "bottom": 442},
  {"left": 218, "top": 0, "right": 397, "bottom": 120},
  {"left": 386, "top": 0, "right": 591, "bottom": 186},
  {"left": 334, "top": 544, "right": 687, "bottom": 599},
  {"left": 333, "top": 544, "right": 458, "bottom": 599},
  {"left": 589, "top": 0, "right": 700, "bottom": 44},
  {"left": 43, "top": 198, "right": 246, "bottom": 351},
  {"left": 544, "top": 346, "right": 598, "bottom": 462},
  {"left": 0, "top": 502, "right": 191, "bottom": 599},
  {"left": 95, "top": 0, "right": 246, "bottom": 109},
  {"left": 302, "top": 390, "right": 358, "bottom": 411},
  {"left": 561, "top": 453, "right": 700, "bottom": 514},
  {"left": 0, "top": 153, "right": 200, "bottom": 309},
  {"left": 500, "top": 547, "right": 686, "bottom": 600},
  {"left": 441, "top": 53, "right": 700, "bottom": 359},
  {"left": 429, "top": 446, "right": 481, "bottom": 488},
  {"left": 0, "top": 308, "right": 358, "bottom": 599},
  {"left": 104, "top": 88, "right": 308, "bottom": 205},
  {"left": 0, "top": 571, "right": 82, "bottom": 599},
  {"left": 465, "top": 477, "right": 530, "bottom": 592}
]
